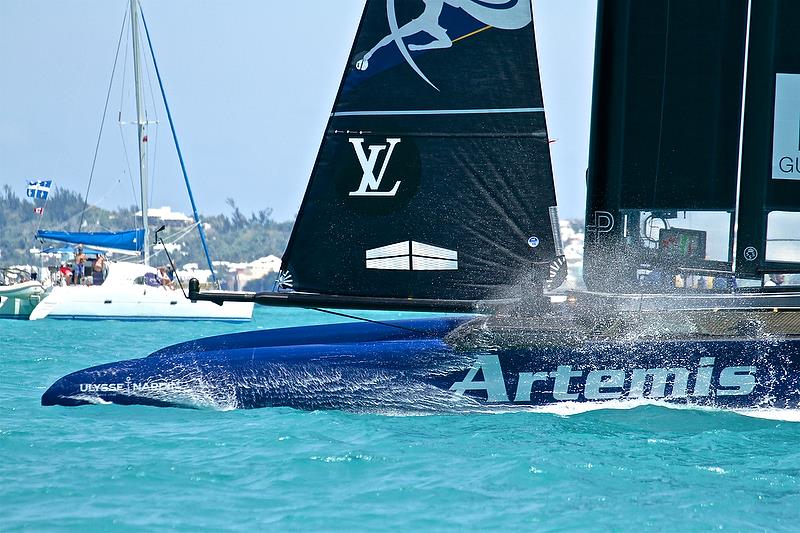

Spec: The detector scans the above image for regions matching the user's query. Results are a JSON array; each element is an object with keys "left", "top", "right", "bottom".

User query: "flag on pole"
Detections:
[
  {"left": 26, "top": 180, "right": 52, "bottom": 199},
  {"left": 34, "top": 207, "right": 44, "bottom": 215}
]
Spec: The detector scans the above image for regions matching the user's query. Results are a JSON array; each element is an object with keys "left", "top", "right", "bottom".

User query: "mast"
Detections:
[
  {"left": 731, "top": 0, "right": 753, "bottom": 275},
  {"left": 138, "top": 8, "right": 219, "bottom": 287},
  {"left": 130, "top": 0, "right": 149, "bottom": 266}
]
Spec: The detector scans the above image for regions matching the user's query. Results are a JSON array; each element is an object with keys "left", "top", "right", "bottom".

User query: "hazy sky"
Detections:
[{"left": 0, "top": 1, "right": 597, "bottom": 222}]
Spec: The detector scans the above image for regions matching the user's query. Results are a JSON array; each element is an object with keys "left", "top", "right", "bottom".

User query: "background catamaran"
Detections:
[
  {"left": 32, "top": 0, "right": 253, "bottom": 321},
  {"left": 44, "top": 0, "right": 800, "bottom": 410}
]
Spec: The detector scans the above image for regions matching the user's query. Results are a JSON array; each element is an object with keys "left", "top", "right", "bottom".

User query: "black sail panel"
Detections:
[
  {"left": 584, "top": 0, "right": 749, "bottom": 292},
  {"left": 281, "top": 0, "right": 560, "bottom": 301},
  {"left": 735, "top": 0, "right": 800, "bottom": 278}
]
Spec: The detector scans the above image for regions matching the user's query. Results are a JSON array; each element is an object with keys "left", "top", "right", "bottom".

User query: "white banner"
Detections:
[{"left": 772, "top": 73, "right": 800, "bottom": 180}]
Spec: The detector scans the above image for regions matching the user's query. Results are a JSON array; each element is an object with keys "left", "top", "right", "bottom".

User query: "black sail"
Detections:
[
  {"left": 584, "top": 0, "right": 749, "bottom": 292},
  {"left": 584, "top": 0, "right": 800, "bottom": 292},
  {"left": 735, "top": 0, "right": 800, "bottom": 278},
  {"left": 280, "top": 0, "right": 562, "bottom": 302}
]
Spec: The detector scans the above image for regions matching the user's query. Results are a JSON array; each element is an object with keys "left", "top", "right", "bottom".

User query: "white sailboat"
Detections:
[
  {"left": 31, "top": 0, "right": 253, "bottom": 321},
  {"left": 30, "top": 261, "right": 251, "bottom": 321}
]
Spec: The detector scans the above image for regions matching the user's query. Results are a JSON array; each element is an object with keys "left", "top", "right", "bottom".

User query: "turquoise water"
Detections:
[{"left": 3, "top": 307, "right": 800, "bottom": 531}]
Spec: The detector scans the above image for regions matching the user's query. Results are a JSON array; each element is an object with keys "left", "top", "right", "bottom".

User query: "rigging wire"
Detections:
[
  {"left": 55, "top": 179, "right": 125, "bottom": 230},
  {"left": 149, "top": 124, "right": 159, "bottom": 213},
  {"left": 147, "top": 222, "right": 206, "bottom": 264},
  {"left": 161, "top": 222, "right": 200, "bottom": 243},
  {"left": 308, "top": 308, "right": 429, "bottom": 334},
  {"left": 147, "top": 222, "right": 202, "bottom": 262},
  {"left": 117, "top": 127, "right": 138, "bottom": 227},
  {"left": 139, "top": 5, "right": 220, "bottom": 287},
  {"left": 77, "top": 6, "right": 129, "bottom": 232},
  {"left": 140, "top": 20, "right": 161, "bottom": 211},
  {"left": 116, "top": 15, "right": 139, "bottom": 228}
]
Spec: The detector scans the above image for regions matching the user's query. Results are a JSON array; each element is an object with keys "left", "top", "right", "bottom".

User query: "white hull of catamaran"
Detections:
[
  {"left": 0, "top": 295, "right": 42, "bottom": 319},
  {"left": 0, "top": 281, "right": 45, "bottom": 319},
  {"left": 0, "top": 281, "right": 45, "bottom": 300},
  {"left": 29, "top": 284, "right": 253, "bottom": 321}
]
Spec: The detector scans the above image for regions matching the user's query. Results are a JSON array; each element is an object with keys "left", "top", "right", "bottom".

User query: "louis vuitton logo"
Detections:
[{"left": 349, "top": 137, "right": 402, "bottom": 197}]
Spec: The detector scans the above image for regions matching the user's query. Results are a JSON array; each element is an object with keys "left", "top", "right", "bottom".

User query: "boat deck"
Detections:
[{"left": 446, "top": 297, "right": 800, "bottom": 350}]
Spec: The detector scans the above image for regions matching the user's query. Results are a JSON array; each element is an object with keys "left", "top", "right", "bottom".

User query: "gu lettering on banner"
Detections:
[{"left": 772, "top": 73, "right": 800, "bottom": 180}]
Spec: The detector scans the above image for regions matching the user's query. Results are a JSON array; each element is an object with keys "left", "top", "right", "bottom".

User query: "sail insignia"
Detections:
[
  {"left": 366, "top": 0, "right": 534, "bottom": 91},
  {"left": 365, "top": 241, "right": 459, "bottom": 271}
]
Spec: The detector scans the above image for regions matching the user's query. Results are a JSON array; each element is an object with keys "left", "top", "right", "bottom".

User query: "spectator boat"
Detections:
[{"left": 33, "top": 0, "right": 252, "bottom": 321}]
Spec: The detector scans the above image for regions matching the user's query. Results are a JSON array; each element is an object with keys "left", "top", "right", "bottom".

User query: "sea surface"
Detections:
[{"left": 2, "top": 307, "right": 800, "bottom": 531}]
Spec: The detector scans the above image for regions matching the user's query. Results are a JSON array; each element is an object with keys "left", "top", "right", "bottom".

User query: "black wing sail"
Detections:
[
  {"left": 278, "top": 0, "right": 562, "bottom": 306},
  {"left": 584, "top": 0, "right": 750, "bottom": 292},
  {"left": 583, "top": 0, "right": 800, "bottom": 293},
  {"left": 734, "top": 1, "right": 800, "bottom": 279}
]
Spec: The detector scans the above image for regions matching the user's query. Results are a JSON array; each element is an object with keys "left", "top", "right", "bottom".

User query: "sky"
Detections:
[{"left": 0, "top": 0, "right": 597, "bottom": 222}]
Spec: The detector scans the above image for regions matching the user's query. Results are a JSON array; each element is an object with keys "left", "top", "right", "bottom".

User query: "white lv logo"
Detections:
[{"left": 348, "top": 137, "right": 402, "bottom": 197}]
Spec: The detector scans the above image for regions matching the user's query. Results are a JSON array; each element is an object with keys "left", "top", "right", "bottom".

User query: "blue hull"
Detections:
[{"left": 42, "top": 317, "right": 800, "bottom": 411}]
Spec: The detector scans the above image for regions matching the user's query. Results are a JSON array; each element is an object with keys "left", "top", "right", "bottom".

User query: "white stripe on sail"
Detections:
[
  {"left": 334, "top": 108, "right": 544, "bottom": 117},
  {"left": 411, "top": 242, "right": 458, "bottom": 260},
  {"left": 366, "top": 241, "right": 410, "bottom": 260}
]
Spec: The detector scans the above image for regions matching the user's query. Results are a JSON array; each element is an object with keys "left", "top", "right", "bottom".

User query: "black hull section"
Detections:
[{"left": 42, "top": 317, "right": 800, "bottom": 412}]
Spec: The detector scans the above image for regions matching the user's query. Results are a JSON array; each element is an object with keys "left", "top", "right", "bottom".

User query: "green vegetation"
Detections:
[{"left": 0, "top": 185, "right": 292, "bottom": 267}]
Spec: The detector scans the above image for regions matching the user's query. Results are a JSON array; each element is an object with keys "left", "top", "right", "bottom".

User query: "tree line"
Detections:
[{"left": 0, "top": 185, "right": 292, "bottom": 267}]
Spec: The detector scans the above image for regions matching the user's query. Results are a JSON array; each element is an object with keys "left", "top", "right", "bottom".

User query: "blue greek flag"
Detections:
[{"left": 26, "top": 180, "right": 52, "bottom": 199}]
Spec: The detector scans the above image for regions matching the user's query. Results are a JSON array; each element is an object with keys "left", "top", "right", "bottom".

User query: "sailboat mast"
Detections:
[
  {"left": 731, "top": 0, "right": 753, "bottom": 274},
  {"left": 130, "top": 0, "right": 150, "bottom": 266}
]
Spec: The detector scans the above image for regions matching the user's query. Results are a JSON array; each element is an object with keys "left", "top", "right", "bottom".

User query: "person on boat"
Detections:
[
  {"left": 143, "top": 271, "right": 160, "bottom": 287},
  {"left": 74, "top": 247, "right": 86, "bottom": 285},
  {"left": 92, "top": 255, "right": 105, "bottom": 286},
  {"left": 58, "top": 263, "right": 72, "bottom": 286},
  {"left": 84, "top": 259, "right": 93, "bottom": 282},
  {"left": 767, "top": 273, "right": 786, "bottom": 287},
  {"left": 158, "top": 267, "right": 174, "bottom": 289}
]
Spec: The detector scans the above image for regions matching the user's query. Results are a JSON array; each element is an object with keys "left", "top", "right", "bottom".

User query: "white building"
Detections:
[
  {"left": 134, "top": 206, "right": 193, "bottom": 224},
  {"left": 178, "top": 255, "right": 283, "bottom": 288}
]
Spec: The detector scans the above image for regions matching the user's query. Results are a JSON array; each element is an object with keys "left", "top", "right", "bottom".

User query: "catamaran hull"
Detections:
[
  {"left": 42, "top": 317, "right": 800, "bottom": 411},
  {"left": 0, "top": 281, "right": 44, "bottom": 319},
  {"left": 0, "top": 281, "right": 45, "bottom": 299},
  {"left": 30, "top": 285, "right": 253, "bottom": 321},
  {"left": 0, "top": 295, "right": 40, "bottom": 319}
]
